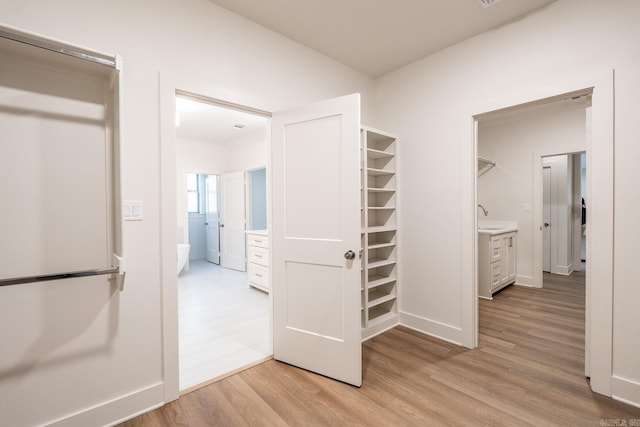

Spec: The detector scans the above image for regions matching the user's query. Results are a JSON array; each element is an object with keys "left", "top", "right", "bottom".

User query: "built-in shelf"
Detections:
[
  {"left": 368, "top": 242, "right": 396, "bottom": 250},
  {"left": 367, "top": 168, "right": 395, "bottom": 176},
  {"left": 367, "top": 148, "right": 394, "bottom": 159},
  {"left": 478, "top": 156, "right": 496, "bottom": 177},
  {"left": 361, "top": 127, "right": 398, "bottom": 340},
  {"left": 368, "top": 258, "right": 395, "bottom": 269},
  {"left": 368, "top": 188, "right": 396, "bottom": 193}
]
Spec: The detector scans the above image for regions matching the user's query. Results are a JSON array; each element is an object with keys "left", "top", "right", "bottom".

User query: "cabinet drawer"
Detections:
[
  {"left": 248, "top": 264, "right": 269, "bottom": 288},
  {"left": 248, "top": 235, "right": 268, "bottom": 248},
  {"left": 248, "top": 246, "right": 269, "bottom": 266},
  {"left": 490, "top": 237, "right": 502, "bottom": 262},
  {"left": 490, "top": 261, "right": 502, "bottom": 289}
]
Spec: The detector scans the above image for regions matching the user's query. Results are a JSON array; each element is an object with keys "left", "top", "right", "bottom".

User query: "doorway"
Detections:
[
  {"left": 541, "top": 152, "right": 586, "bottom": 276},
  {"left": 175, "top": 93, "right": 271, "bottom": 392},
  {"left": 475, "top": 91, "right": 591, "bottom": 375}
]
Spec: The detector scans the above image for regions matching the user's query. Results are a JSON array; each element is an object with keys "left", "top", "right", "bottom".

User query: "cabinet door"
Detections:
[
  {"left": 490, "top": 237, "right": 502, "bottom": 262},
  {"left": 490, "top": 261, "right": 503, "bottom": 290},
  {"left": 507, "top": 233, "right": 517, "bottom": 281},
  {"left": 272, "top": 93, "right": 362, "bottom": 387}
]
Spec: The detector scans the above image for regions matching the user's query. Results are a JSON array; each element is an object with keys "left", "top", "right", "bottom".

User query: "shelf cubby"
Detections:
[
  {"left": 368, "top": 209, "right": 396, "bottom": 229},
  {"left": 368, "top": 190, "right": 395, "bottom": 208},
  {"left": 366, "top": 131, "right": 395, "bottom": 154}
]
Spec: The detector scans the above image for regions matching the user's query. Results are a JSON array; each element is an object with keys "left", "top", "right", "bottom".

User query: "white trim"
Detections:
[
  {"left": 362, "top": 318, "right": 399, "bottom": 342},
  {"left": 399, "top": 311, "right": 463, "bottom": 345},
  {"left": 514, "top": 275, "right": 535, "bottom": 287},
  {"left": 612, "top": 376, "right": 640, "bottom": 409},
  {"left": 470, "top": 68, "right": 614, "bottom": 397},
  {"left": 159, "top": 73, "right": 275, "bottom": 402},
  {"left": 47, "top": 383, "right": 164, "bottom": 427}
]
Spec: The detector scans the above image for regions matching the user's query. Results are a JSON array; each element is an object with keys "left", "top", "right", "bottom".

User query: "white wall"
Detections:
[
  {"left": 478, "top": 101, "right": 586, "bottom": 284},
  {"left": 376, "top": 0, "right": 640, "bottom": 406},
  {"left": 176, "top": 128, "right": 268, "bottom": 250},
  {"left": 0, "top": 0, "right": 375, "bottom": 425}
]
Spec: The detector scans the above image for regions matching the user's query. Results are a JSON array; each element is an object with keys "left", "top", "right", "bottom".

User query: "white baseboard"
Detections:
[
  {"left": 398, "top": 311, "right": 462, "bottom": 346},
  {"left": 515, "top": 275, "right": 535, "bottom": 287},
  {"left": 48, "top": 382, "right": 165, "bottom": 427},
  {"left": 612, "top": 375, "right": 640, "bottom": 409},
  {"left": 551, "top": 265, "right": 571, "bottom": 275},
  {"left": 362, "top": 316, "right": 399, "bottom": 342}
]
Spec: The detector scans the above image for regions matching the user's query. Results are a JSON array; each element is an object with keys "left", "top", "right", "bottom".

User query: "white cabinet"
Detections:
[
  {"left": 479, "top": 230, "right": 517, "bottom": 299},
  {"left": 361, "top": 127, "right": 398, "bottom": 340},
  {"left": 246, "top": 230, "right": 269, "bottom": 293}
]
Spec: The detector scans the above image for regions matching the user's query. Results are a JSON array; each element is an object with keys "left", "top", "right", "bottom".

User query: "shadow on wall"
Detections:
[{"left": 0, "top": 276, "right": 120, "bottom": 382}]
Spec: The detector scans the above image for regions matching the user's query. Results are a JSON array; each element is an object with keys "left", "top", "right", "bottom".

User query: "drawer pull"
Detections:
[
  {"left": 255, "top": 254, "right": 263, "bottom": 258},
  {"left": 255, "top": 240, "right": 262, "bottom": 243},
  {"left": 255, "top": 273, "right": 263, "bottom": 278}
]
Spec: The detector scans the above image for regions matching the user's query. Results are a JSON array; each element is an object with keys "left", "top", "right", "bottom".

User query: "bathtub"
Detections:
[{"left": 177, "top": 244, "right": 190, "bottom": 275}]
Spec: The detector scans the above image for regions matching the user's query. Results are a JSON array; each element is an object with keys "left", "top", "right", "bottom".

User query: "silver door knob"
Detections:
[
  {"left": 220, "top": 223, "right": 225, "bottom": 227},
  {"left": 344, "top": 250, "right": 356, "bottom": 260}
]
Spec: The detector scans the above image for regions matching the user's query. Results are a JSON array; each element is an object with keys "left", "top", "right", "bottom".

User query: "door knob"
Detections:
[
  {"left": 220, "top": 223, "right": 225, "bottom": 227},
  {"left": 344, "top": 250, "right": 356, "bottom": 260},
  {"left": 544, "top": 222, "right": 550, "bottom": 227}
]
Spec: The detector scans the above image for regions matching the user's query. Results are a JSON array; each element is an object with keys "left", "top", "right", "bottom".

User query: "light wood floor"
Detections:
[
  {"left": 123, "top": 271, "right": 640, "bottom": 426},
  {"left": 179, "top": 260, "right": 270, "bottom": 391}
]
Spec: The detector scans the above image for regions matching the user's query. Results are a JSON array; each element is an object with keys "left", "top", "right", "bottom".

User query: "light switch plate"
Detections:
[
  {"left": 521, "top": 203, "right": 532, "bottom": 213},
  {"left": 124, "top": 200, "right": 144, "bottom": 221}
]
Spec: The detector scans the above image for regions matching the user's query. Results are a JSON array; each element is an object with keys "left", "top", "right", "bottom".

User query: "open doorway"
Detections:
[
  {"left": 475, "top": 91, "right": 591, "bottom": 374},
  {"left": 175, "top": 94, "right": 271, "bottom": 393},
  {"left": 541, "top": 152, "right": 586, "bottom": 275}
]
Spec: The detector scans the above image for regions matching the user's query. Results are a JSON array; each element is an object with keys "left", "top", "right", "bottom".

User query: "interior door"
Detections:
[
  {"left": 205, "top": 175, "right": 220, "bottom": 264},
  {"left": 271, "top": 93, "right": 362, "bottom": 387},
  {"left": 220, "top": 171, "right": 247, "bottom": 271},
  {"left": 543, "top": 166, "right": 551, "bottom": 272}
]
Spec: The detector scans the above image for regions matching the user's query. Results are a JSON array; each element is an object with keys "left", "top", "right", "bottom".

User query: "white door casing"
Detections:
[
  {"left": 271, "top": 93, "right": 362, "bottom": 387},
  {"left": 206, "top": 175, "right": 220, "bottom": 264},
  {"left": 220, "top": 171, "right": 247, "bottom": 271},
  {"left": 543, "top": 166, "right": 551, "bottom": 272}
]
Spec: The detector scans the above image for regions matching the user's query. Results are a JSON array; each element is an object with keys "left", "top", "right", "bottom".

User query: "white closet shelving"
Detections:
[{"left": 360, "top": 127, "right": 398, "bottom": 341}]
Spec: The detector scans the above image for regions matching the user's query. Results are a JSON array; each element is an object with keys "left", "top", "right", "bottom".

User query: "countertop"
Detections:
[
  {"left": 478, "top": 226, "right": 517, "bottom": 235},
  {"left": 246, "top": 229, "right": 268, "bottom": 236}
]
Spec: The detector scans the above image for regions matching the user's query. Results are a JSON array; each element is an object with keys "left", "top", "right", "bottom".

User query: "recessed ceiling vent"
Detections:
[{"left": 478, "top": 0, "right": 503, "bottom": 8}]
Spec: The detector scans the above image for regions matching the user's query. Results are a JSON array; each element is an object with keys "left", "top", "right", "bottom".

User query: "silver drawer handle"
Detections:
[
  {"left": 255, "top": 273, "right": 263, "bottom": 277},
  {"left": 255, "top": 254, "right": 263, "bottom": 258}
]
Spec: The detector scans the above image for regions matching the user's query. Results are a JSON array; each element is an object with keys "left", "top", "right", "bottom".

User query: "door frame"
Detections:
[
  {"left": 542, "top": 165, "right": 552, "bottom": 273},
  {"left": 470, "top": 69, "right": 614, "bottom": 397},
  {"left": 159, "top": 75, "right": 272, "bottom": 402}
]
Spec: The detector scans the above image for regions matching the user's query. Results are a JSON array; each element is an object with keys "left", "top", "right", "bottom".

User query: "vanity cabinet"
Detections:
[
  {"left": 479, "top": 230, "right": 517, "bottom": 299},
  {"left": 246, "top": 230, "right": 269, "bottom": 293}
]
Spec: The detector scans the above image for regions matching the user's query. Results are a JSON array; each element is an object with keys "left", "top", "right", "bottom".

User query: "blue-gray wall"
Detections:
[{"left": 251, "top": 168, "right": 267, "bottom": 230}]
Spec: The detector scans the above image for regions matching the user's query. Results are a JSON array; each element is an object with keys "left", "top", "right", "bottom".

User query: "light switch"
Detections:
[
  {"left": 124, "top": 200, "right": 144, "bottom": 221},
  {"left": 521, "top": 203, "right": 531, "bottom": 213}
]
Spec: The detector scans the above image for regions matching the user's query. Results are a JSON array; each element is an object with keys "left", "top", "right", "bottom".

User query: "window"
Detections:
[{"left": 187, "top": 173, "right": 199, "bottom": 213}]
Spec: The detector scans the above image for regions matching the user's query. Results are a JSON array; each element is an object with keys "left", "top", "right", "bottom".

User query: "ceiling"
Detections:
[
  {"left": 208, "top": 0, "right": 557, "bottom": 77},
  {"left": 176, "top": 96, "right": 268, "bottom": 143}
]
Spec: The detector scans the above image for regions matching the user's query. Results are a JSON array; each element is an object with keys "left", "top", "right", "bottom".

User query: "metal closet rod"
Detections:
[
  {"left": 0, "top": 29, "right": 116, "bottom": 68},
  {"left": 0, "top": 267, "right": 120, "bottom": 287}
]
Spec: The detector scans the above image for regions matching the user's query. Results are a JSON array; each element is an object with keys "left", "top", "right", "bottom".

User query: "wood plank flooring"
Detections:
[{"left": 122, "top": 271, "right": 640, "bottom": 426}]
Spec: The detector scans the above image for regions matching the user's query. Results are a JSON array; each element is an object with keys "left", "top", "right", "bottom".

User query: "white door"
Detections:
[
  {"left": 205, "top": 175, "right": 220, "bottom": 264},
  {"left": 220, "top": 171, "right": 246, "bottom": 271},
  {"left": 543, "top": 166, "right": 551, "bottom": 272},
  {"left": 271, "top": 93, "right": 362, "bottom": 387}
]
